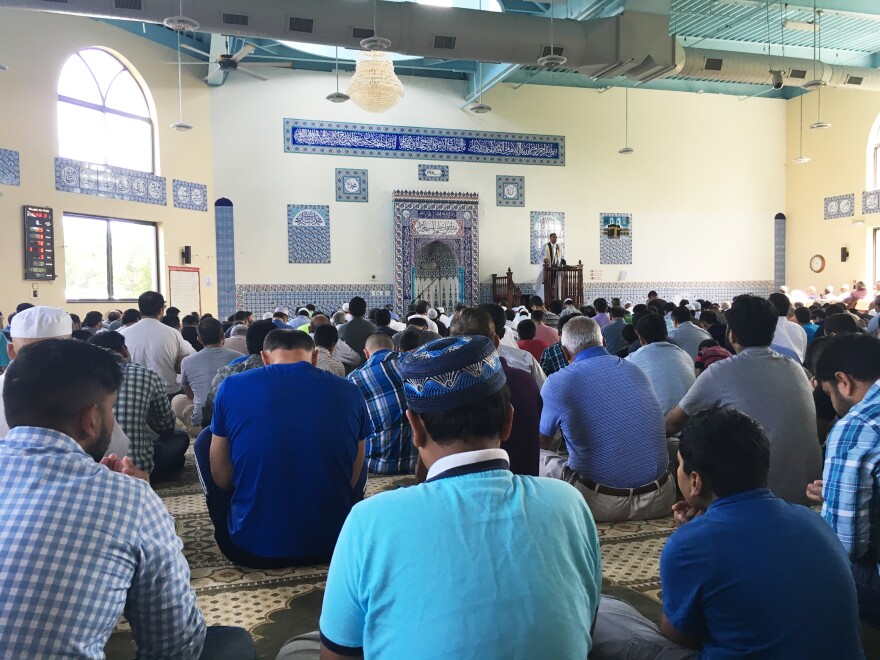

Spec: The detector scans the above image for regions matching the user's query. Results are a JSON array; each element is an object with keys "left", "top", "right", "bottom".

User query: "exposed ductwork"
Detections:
[{"left": 5, "top": 0, "right": 880, "bottom": 92}]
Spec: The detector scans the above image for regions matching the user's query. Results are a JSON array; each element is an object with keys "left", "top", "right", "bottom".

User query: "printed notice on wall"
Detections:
[{"left": 168, "top": 266, "right": 201, "bottom": 315}]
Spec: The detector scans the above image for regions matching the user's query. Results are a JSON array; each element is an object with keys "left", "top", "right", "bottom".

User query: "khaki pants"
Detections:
[
  {"left": 171, "top": 394, "right": 201, "bottom": 437},
  {"left": 539, "top": 450, "right": 675, "bottom": 522}
]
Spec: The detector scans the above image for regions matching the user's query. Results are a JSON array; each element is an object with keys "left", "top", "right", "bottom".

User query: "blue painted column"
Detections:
[{"left": 215, "top": 198, "right": 236, "bottom": 319}]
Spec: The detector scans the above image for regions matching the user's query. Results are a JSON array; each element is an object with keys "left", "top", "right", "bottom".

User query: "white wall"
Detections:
[
  {"left": 0, "top": 10, "right": 216, "bottom": 316},
  {"left": 211, "top": 67, "right": 786, "bottom": 287}
]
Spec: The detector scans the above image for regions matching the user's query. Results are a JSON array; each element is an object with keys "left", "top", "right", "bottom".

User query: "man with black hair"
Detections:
[
  {"left": 665, "top": 294, "right": 820, "bottom": 504},
  {"left": 172, "top": 318, "right": 243, "bottom": 435},
  {"left": 346, "top": 332, "right": 416, "bottom": 475},
  {"left": 794, "top": 305, "right": 819, "bottom": 344},
  {"left": 601, "top": 306, "right": 629, "bottom": 355},
  {"left": 314, "top": 324, "right": 345, "bottom": 377},
  {"left": 516, "top": 318, "right": 548, "bottom": 362},
  {"left": 89, "top": 331, "right": 188, "bottom": 482},
  {"left": 593, "top": 407, "right": 862, "bottom": 658},
  {"left": 224, "top": 310, "right": 253, "bottom": 338},
  {"left": 668, "top": 306, "right": 712, "bottom": 361},
  {"left": 769, "top": 292, "right": 808, "bottom": 361},
  {"left": 0, "top": 339, "right": 255, "bottom": 658},
  {"left": 372, "top": 308, "right": 398, "bottom": 339},
  {"left": 196, "top": 329, "right": 368, "bottom": 568},
  {"left": 406, "top": 299, "right": 439, "bottom": 333},
  {"left": 283, "top": 335, "right": 601, "bottom": 660},
  {"left": 82, "top": 310, "right": 103, "bottom": 335},
  {"left": 337, "top": 296, "right": 377, "bottom": 361},
  {"left": 530, "top": 308, "right": 559, "bottom": 345},
  {"left": 120, "top": 291, "right": 194, "bottom": 396},
  {"left": 808, "top": 333, "right": 880, "bottom": 628},
  {"left": 202, "top": 319, "right": 277, "bottom": 427},
  {"left": 391, "top": 316, "right": 441, "bottom": 350},
  {"left": 627, "top": 313, "right": 695, "bottom": 414},
  {"left": 479, "top": 302, "right": 547, "bottom": 389}
]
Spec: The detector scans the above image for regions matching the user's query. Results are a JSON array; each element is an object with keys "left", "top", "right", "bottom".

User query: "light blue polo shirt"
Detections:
[{"left": 319, "top": 453, "right": 602, "bottom": 659}]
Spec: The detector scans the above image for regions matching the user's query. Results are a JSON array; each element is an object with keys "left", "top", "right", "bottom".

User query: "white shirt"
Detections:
[
  {"left": 408, "top": 314, "right": 438, "bottom": 334},
  {"left": 119, "top": 318, "right": 195, "bottom": 394},
  {"left": 772, "top": 317, "right": 808, "bottom": 363},
  {"left": 496, "top": 342, "right": 546, "bottom": 390},
  {"left": 0, "top": 372, "right": 130, "bottom": 456},
  {"left": 426, "top": 448, "right": 509, "bottom": 481}
]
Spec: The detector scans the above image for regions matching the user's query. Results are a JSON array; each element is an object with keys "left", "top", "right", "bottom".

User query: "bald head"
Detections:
[{"left": 365, "top": 332, "right": 394, "bottom": 357}]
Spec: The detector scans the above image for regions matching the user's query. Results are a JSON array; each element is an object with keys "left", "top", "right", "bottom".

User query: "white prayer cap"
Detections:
[
  {"left": 564, "top": 298, "right": 573, "bottom": 305},
  {"left": 692, "top": 301, "right": 702, "bottom": 310},
  {"left": 262, "top": 312, "right": 273, "bottom": 320},
  {"left": 10, "top": 306, "right": 73, "bottom": 339},
  {"left": 686, "top": 304, "right": 696, "bottom": 311},
  {"left": 428, "top": 308, "right": 438, "bottom": 320},
  {"left": 436, "top": 307, "right": 445, "bottom": 314},
  {"left": 273, "top": 306, "right": 290, "bottom": 316},
  {"left": 297, "top": 307, "right": 309, "bottom": 314},
  {"left": 342, "top": 303, "right": 350, "bottom": 312}
]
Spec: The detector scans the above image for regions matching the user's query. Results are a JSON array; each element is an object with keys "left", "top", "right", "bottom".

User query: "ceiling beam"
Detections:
[{"left": 711, "top": 0, "right": 880, "bottom": 21}]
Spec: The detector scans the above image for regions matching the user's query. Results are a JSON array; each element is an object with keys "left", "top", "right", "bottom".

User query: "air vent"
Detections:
[
  {"left": 433, "top": 35, "right": 456, "bottom": 50},
  {"left": 289, "top": 17, "right": 314, "bottom": 33},
  {"left": 789, "top": 68, "right": 807, "bottom": 79},
  {"left": 846, "top": 75, "right": 864, "bottom": 86},
  {"left": 222, "top": 13, "right": 249, "bottom": 26},
  {"left": 541, "top": 45, "right": 564, "bottom": 58},
  {"left": 704, "top": 57, "right": 723, "bottom": 72},
  {"left": 352, "top": 27, "right": 375, "bottom": 39},
  {"left": 114, "top": 0, "right": 141, "bottom": 8}
]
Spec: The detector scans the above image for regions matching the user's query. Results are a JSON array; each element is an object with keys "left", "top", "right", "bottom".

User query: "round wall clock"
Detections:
[{"left": 810, "top": 254, "right": 826, "bottom": 273}]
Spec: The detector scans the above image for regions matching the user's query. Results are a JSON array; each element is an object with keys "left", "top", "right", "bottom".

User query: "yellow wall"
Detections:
[
  {"left": 0, "top": 10, "right": 216, "bottom": 317},
  {"left": 785, "top": 86, "right": 880, "bottom": 292}
]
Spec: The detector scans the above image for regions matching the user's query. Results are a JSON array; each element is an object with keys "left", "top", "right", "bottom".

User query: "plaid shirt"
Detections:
[
  {"left": 822, "top": 379, "right": 880, "bottom": 566},
  {"left": 115, "top": 361, "right": 176, "bottom": 473},
  {"left": 203, "top": 353, "right": 264, "bottom": 425},
  {"left": 541, "top": 342, "right": 568, "bottom": 376},
  {"left": 347, "top": 349, "right": 416, "bottom": 474},
  {"left": 0, "top": 427, "right": 205, "bottom": 658}
]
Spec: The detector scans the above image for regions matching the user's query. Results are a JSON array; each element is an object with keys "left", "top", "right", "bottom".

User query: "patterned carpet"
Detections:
[{"left": 104, "top": 451, "right": 675, "bottom": 659}]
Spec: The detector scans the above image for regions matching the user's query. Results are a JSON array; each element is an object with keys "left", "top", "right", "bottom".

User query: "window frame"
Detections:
[
  {"left": 62, "top": 212, "right": 161, "bottom": 304},
  {"left": 57, "top": 48, "right": 156, "bottom": 174}
]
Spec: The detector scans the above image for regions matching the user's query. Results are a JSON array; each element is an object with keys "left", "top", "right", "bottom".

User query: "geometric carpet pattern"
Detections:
[{"left": 106, "top": 450, "right": 675, "bottom": 659}]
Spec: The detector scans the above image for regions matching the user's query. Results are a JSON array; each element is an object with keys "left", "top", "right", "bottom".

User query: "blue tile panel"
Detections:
[
  {"left": 55, "top": 157, "right": 166, "bottom": 206},
  {"left": 215, "top": 200, "right": 236, "bottom": 320},
  {"left": 496, "top": 175, "right": 525, "bottom": 207},
  {"left": 173, "top": 180, "right": 209, "bottom": 211},
  {"left": 600, "top": 212, "right": 633, "bottom": 265},
  {"left": 863, "top": 190, "right": 880, "bottom": 215},
  {"left": 236, "top": 284, "right": 393, "bottom": 317},
  {"left": 480, "top": 281, "right": 775, "bottom": 305},
  {"left": 774, "top": 216, "right": 786, "bottom": 290},
  {"left": 335, "top": 169, "right": 369, "bottom": 202},
  {"left": 418, "top": 164, "right": 449, "bottom": 181},
  {"left": 824, "top": 194, "right": 855, "bottom": 220},
  {"left": 288, "top": 205, "right": 331, "bottom": 264},
  {"left": 0, "top": 148, "right": 20, "bottom": 186}
]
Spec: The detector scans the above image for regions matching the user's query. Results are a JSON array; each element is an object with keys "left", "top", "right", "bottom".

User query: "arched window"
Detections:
[
  {"left": 869, "top": 112, "right": 880, "bottom": 191},
  {"left": 57, "top": 48, "right": 154, "bottom": 173}
]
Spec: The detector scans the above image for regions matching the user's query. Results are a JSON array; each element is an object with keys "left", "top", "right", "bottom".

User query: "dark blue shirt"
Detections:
[
  {"left": 540, "top": 346, "right": 667, "bottom": 488},
  {"left": 661, "top": 489, "right": 863, "bottom": 659},
  {"left": 211, "top": 362, "right": 370, "bottom": 559}
]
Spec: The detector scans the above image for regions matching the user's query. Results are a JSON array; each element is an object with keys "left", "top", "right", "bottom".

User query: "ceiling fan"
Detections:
[{"left": 172, "top": 42, "right": 293, "bottom": 81}]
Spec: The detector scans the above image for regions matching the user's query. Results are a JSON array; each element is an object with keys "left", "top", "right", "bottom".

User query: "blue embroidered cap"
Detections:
[{"left": 399, "top": 335, "right": 506, "bottom": 413}]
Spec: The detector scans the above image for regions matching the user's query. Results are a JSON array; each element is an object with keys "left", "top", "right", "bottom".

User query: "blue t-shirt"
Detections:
[
  {"left": 320, "top": 465, "right": 602, "bottom": 659},
  {"left": 540, "top": 346, "right": 668, "bottom": 487},
  {"left": 661, "top": 489, "right": 863, "bottom": 659},
  {"left": 802, "top": 322, "right": 819, "bottom": 344},
  {"left": 211, "top": 362, "right": 370, "bottom": 558}
]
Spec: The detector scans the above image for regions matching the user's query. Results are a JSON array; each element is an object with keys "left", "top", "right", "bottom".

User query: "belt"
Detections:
[{"left": 563, "top": 467, "right": 670, "bottom": 498}]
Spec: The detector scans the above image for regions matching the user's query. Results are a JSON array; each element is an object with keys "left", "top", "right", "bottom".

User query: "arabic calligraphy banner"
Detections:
[
  {"left": 55, "top": 157, "right": 167, "bottom": 206},
  {"left": 284, "top": 119, "right": 565, "bottom": 166}
]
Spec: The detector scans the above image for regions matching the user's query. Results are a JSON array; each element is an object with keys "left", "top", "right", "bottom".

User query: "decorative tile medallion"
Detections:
[
  {"left": 496, "top": 175, "right": 524, "bottom": 207},
  {"left": 600, "top": 212, "right": 633, "bottom": 265},
  {"left": 863, "top": 190, "right": 880, "bottom": 215},
  {"left": 530, "top": 211, "right": 565, "bottom": 265},
  {"left": 215, "top": 199, "right": 236, "bottom": 321},
  {"left": 173, "top": 180, "right": 208, "bottom": 211},
  {"left": 418, "top": 164, "right": 449, "bottom": 182},
  {"left": 0, "top": 148, "right": 20, "bottom": 186},
  {"left": 284, "top": 118, "right": 565, "bottom": 166},
  {"left": 335, "top": 168, "right": 368, "bottom": 203},
  {"left": 824, "top": 193, "right": 855, "bottom": 220},
  {"left": 55, "top": 157, "right": 166, "bottom": 206},
  {"left": 287, "top": 204, "right": 330, "bottom": 264}
]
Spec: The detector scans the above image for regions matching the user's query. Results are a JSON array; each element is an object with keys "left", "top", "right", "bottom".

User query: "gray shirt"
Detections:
[
  {"left": 679, "top": 346, "right": 820, "bottom": 504},
  {"left": 181, "top": 346, "right": 243, "bottom": 425},
  {"left": 626, "top": 341, "right": 696, "bottom": 414},
  {"left": 668, "top": 321, "right": 712, "bottom": 361}
]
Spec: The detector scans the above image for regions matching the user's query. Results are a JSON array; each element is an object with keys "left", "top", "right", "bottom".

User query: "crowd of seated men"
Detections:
[{"left": 0, "top": 284, "right": 879, "bottom": 658}]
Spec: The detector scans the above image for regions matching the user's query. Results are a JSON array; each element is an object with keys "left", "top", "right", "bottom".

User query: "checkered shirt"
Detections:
[
  {"left": 203, "top": 353, "right": 264, "bottom": 425},
  {"left": 0, "top": 427, "right": 205, "bottom": 659},
  {"left": 347, "top": 349, "right": 416, "bottom": 474},
  {"left": 822, "top": 379, "right": 880, "bottom": 566},
  {"left": 115, "top": 361, "right": 176, "bottom": 473},
  {"left": 541, "top": 342, "right": 568, "bottom": 376}
]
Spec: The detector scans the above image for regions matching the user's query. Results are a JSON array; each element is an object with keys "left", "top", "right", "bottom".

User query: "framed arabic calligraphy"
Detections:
[
  {"left": 496, "top": 175, "right": 524, "bottom": 207},
  {"left": 335, "top": 168, "right": 368, "bottom": 203},
  {"left": 173, "top": 180, "right": 208, "bottom": 212},
  {"left": 287, "top": 204, "right": 330, "bottom": 264},
  {"left": 284, "top": 119, "right": 565, "bottom": 166},
  {"left": 55, "top": 157, "right": 166, "bottom": 206}
]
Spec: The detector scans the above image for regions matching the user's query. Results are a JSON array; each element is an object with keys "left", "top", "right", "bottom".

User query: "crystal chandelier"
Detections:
[{"left": 347, "top": 51, "right": 404, "bottom": 113}]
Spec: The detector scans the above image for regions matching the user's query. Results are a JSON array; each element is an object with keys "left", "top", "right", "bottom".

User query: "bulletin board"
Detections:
[{"left": 168, "top": 266, "right": 201, "bottom": 315}]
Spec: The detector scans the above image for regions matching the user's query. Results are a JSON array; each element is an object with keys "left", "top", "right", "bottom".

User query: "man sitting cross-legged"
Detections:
[
  {"left": 539, "top": 316, "right": 674, "bottom": 522},
  {"left": 346, "top": 332, "right": 417, "bottom": 475},
  {"left": 592, "top": 407, "right": 862, "bottom": 659},
  {"left": 276, "top": 336, "right": 602, "bottom": 659},
  {"left": 0, "top": 339, "right": 255, "bottom": 659},
  {"left": 195, "top": 329, "right": 369, "bottom": 568}
]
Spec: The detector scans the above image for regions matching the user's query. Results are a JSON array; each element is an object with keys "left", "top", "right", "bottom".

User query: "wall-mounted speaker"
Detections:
[
  {"left": 182, "top": 245, "right": 192, "bottom": 264},
  {"left": 841, "top": 247, "right": 849, "bottom": 263}
]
